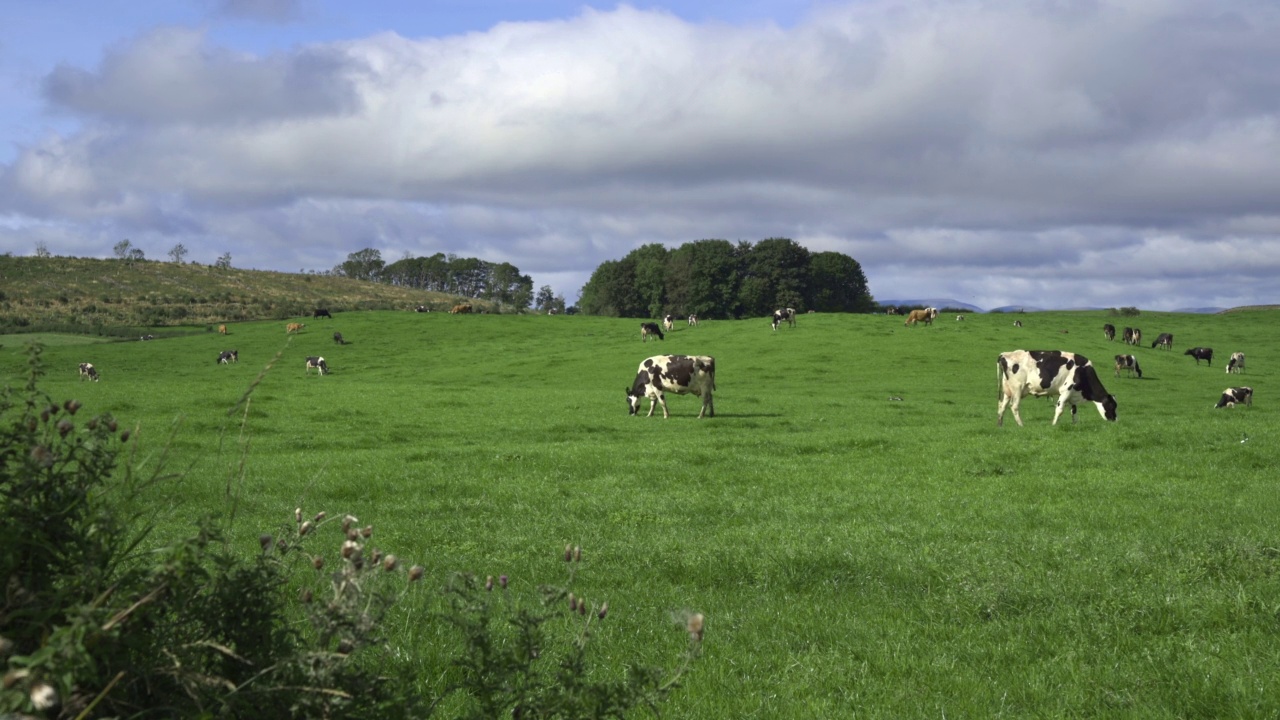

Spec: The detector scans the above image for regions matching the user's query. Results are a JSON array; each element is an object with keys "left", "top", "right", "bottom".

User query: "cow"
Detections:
[
  {"left": 548, "top": 308, "right": 557, "bottom": 315},
  {"left": 304, "top": 356, "right": 329, "bottom": 375},
  {"left": 772, "top": 308, "right": 797, "bottom": 330},
  {"left": 1013, "top": 320, "right": 1023, "bottom": 328},
  {"left": 886, "top": 307, "right": 898, "bottom": 315},
  {"left": 1113, "top": 354, "right": 1142, "bottom": 379},
  {"left": 1103, "top": 324, "right": 1116, "bottom": 341},
  {"left": 78, "top": 362, "right": 100, "bottom": 382},
  {"left": 1130, "top": 328, "right": 1142, "bottom": 346},
  {"left": 688, "top": 314, "right": 699, "bottom": 327},
  {"left": 333, "top": 332, "right": 345, "bottom": 345},
  {"left": 286, "top": 322, "right": 305, "bottom": 334},
  {"left": 997, "top": 350, "right": 1118, "bottom": 427},
  {"left": 956, "top": 315, "right": 965, "bottom": 321},
  {"left": 662, "top": 314, "right": 675, "bottom": 332},
  {"left": 314, "top": 308, "right": 333, "bottom": 319},
  {"left": 1122, "top": 327, "right": 1134, "bottom": 344},
  {"left": 1215, "top": 387, "right": 1253, "bottom": 409},
  {"left": 415, "top": 305, "right": 430, "bottom": 313},
  {"left": 1151, "top": 333, "right": 1173, "bottom": 350},
  {"left": 217, "top": 350, "right": 238, "bottom": 364},
  {"left": 626, "top": 355, "right": 716, "bottom": 418},
  {"left": 904, "top": 309, "right": 934, "bottom": 327},
  {"left": 218, "top": 324, "right": 228, "bottom": 335},
  {"left": 1226, "top": 351, "right": 1245, "bottom": 374},
  {"left": 1184, "top": 347, "right": 1214, "bottom": 366},
  {"left": 640, "top": 322, "right": 665, "bottom": 342},
  {"left": 450, "top": 304, "right": 472, "bottom": 314},
  {"left": 139, "top": 334, "right": 155, "bottom": 341}
]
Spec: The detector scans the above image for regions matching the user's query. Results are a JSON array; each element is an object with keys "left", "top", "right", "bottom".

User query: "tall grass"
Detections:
[{"left": 2, "top": 309, "right": 1276, "bottom": 718}]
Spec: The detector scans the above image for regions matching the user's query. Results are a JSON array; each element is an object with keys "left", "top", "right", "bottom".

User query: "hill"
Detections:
[
  {"left": 878, "top": 298, "right": 984, "bottom": 312},
  {"left": 0, "top": 256, "right": 495, "bottom": 333}
]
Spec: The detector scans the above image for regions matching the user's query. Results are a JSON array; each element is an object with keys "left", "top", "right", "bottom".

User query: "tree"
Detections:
[
  {"left": 808, "top": 251, "right": 876, "bottom": 313},
  {"left": 34, "top": 242, "right": 50, "bottom": 258},
  {"left": 336, "top": 248, "right": 385, "bottom": 282},
  {"left": 737, "top": 238, "right": 810, "bottom": 317},
  {"left": 127, "top": 248, "right": 145, "bottom": 263},
  {"left": 666, "top": 239, "right": 739, "bottom": 319},
  {"left": 630, "top": 244, "right": 669, "bottom": 319},
  {"left": 215, "top": 252, "right": 232, "bottom": 269},
  {"left": 113, "top": 239, "right": 133, "bottom": 260},
  {"left": 535, "top": 285, "right": 557, "bottom": 312},
  {"left": 168, "top": 243, "right": 188, "bottom": 264}
]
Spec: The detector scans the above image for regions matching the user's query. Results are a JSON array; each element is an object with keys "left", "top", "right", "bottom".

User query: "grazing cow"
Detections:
[
  {"left": 1151, "top": 333, "right": 1173, "bottom": 350},
  {"left": 688, "top": 314, "right": 699, "bottom": 327},
  {"left": 548, "top": 308, "right": 558, "bottom": 315},
  {"left": 1103, "top": 324, "right": 1116, "bottom": 341},
  {"left": 904, "top": 309, "right": 934, "bottom": 327},
  {"left": 219, "top": 324, "right": 228, "bottom": 335},
  {"left": 662, "top": 314, "right": 675, "bottom": 332},
  {"left": 314, "top": 308, "right": 332, "bottom": 319},
  {"left": 1130, "top": 328, "right": 1143, "bottom": 346},
  {"left": 449, "top": 304, "right": 473, "bottom": 314},
  {"left": 415, "top": 305, "right": 430, "bottom": 313},
  {"left": 1013, "top": 320, "right": 1023, "bottom": 328},
  {"left": 1215, "top": 387, "right": 1253, "bottom": 409},
  {"left": 1226, "top": 352, "right": 1245, "bottom": 374},
  {"left": 217, "top": 349, "right": 238, "bottom": 364},
  {"left": 956, "top": 315, "right": 965, "bottom": 321},
  {"left": 886, "top": 307, "right": 898, "bottom": 315},
  {"left": 997, "top": 350, "right": 1118, "bottom": 426},
  {"left": 78, "top": 362, "right": 100, "bottom": 382},
  {"left": 1113, "top": 354, "right": 1142, "bottom": 378},
  {"left": 1122, "top": 327, "right": 1134, "bottom": 344},
  {"left": 1184, "top": 347, "right": 1214, "bottom": 366},
  {"left": 286, "top": 322, "right": 305, "bottom": 334},
  {"left": 304, "top": 356, "right": 329, "bottom": 375},
  {"left": 333, "top": 332, "right": 345, "bottom": 345},
  {"left": 640, "top": 322, "right": 665, "bottom": 342},
  {"left": 772, "top": 308, "right": 797, "bottom": 330},
  {"left": 139, "top": 334, "right": 156, "bottom": 341},
  {"left": 626, "top": 354, "right": 716, "bottom": 418}
]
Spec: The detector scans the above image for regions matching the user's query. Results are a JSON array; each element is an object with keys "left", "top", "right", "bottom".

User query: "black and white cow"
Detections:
[
  {"left": 1151, "top": 332, "right": 1173, "bottom": 350},
  {"left": 140, "top": 334, "right": 156, "bottom": 341},
  {"left": 314, "top": 308, "right": 333, "bottom": 319},
  {"left": 997, "top": 350, "right": 1117, "bottom": 426},
  {"left": 688, "top": 314, "right": 699, "bottom": 327},
  {"left": 1226, "top": 352, "right": 1245, "bottom": 374},
  {"left": 78, "top": 362, "right": 100, "bottom": 381},
  {"left": 662, "top": 314, "right": 675, "bottom": 332},
  {"left": 1122, "top": 327, "right": 1134, "bottom": 344},
  {"left": 217, "top": 349, "right": 238, "bottom": 364},
  {"left": 1114, "top": 354, "right": 1142, "bottom": 378},
  {"left": 640, "top": 322, "right": 665, "bottom": 342},
  {"left": 305, "top": 356, "right": 329, "bottom": 375},
  {"left": 1185, "top": 347, "right": 1214, "bottom": 366},
  {"left": 1013, "top": 320, "right": 1023, "bottom": 328},
  {"left": 1215, "top": 387, "right": 1252, "bottom": 409},
  {"left": 1130, "top": 328, "right": 1143, "bottom": 346},
  {"left": 1103, "top": 324, "right": 1116, "bottom": 341},
  {"left": 333, "top": 332, "right": 345, "bottom": 345},
  {"left": 415, "top": 305, "right": 430, "bottom": 313},
  {"left": 626, "top": 355, "right": 716, "bottom": 419},
  {"left": 772, "top": 308, "right": 797, "bottom": 330}
]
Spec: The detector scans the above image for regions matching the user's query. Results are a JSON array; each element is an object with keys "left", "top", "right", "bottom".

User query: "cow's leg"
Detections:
[
  {"left": 655, "top": 394, "right": 670, "bottom": 418},
  {"left": 646, "top": 393, "right": 660, "bottom": 417},
  {"left": 997, "top": 393, "right": 1009, "bottom": 426}
]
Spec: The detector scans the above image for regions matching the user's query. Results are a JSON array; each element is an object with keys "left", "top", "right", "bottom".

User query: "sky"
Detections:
[{"left": 2, "top": 0, "right": 1279, "bottom": 311}]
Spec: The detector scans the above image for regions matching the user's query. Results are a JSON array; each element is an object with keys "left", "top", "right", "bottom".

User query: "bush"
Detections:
[{"left": 1, "top": 345, "right": 700, "bottom": 718}]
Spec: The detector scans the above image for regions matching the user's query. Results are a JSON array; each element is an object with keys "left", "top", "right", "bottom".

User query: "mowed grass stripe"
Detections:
[{"left": 2, "top": 309, "right": 1276, "bottom": 718}]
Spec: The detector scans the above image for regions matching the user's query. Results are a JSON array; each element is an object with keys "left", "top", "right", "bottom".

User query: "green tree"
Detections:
[
  {"left": 215, "top": 252, "right": 232, "bottom": 269},
  {"left": 579, "top": 258, "right": 640, "bottom": 317},
  {"left": 34, "top": 242, "right": 51, "bottom": 258},
  {"left": 737, "top": 238, "right": 810, "bottom": 317},
  {"left": 337, "top": 248, "right": 385, "bottom": 282},
  {"left": 808, "top": 251, "right": 876, "bottom": 313},
  {"left": 630, "top": 243, "right": 669, "bottom": 319},
  {"left": 113, "top": 239, "right": 132, "bottom": 260},
  {"left": 665, "top": 239, "right": 739, "bottom": 319},
  {"left": 168, "top": 243, "right": 188, "bottom": 264}
]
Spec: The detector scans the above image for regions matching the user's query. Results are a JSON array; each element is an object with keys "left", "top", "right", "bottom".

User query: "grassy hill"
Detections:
[{"left": 0, "top": 255, "right": 497, "bottom": 334}]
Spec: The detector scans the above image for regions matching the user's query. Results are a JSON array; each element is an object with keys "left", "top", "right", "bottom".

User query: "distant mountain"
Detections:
[
  {"left": 879, "top": 298, "right": 984, "bottom": 313},
  {"left": 986, "top": 305, "right": 1046, "bottom": 313},
  {"left": 1174, "top": 307, "right": 1227, "bottom": 314}
]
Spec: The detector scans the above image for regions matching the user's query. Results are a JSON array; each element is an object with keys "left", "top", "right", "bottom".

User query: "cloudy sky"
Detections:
[{"left": 3, "top": 0, "right": 1279, "bottom": 311}]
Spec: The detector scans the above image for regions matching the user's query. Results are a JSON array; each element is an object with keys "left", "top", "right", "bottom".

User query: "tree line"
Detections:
[
  {"left": 333, "top": 249, "right": 538, "bottom": 310},
  {"left": 577, "top": 238, "right": 876, "bottom": 319}
]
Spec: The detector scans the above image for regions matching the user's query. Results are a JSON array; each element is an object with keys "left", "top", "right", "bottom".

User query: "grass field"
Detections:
[{"left": 2, "top": 309, "right": 1277, "bottom": 718}]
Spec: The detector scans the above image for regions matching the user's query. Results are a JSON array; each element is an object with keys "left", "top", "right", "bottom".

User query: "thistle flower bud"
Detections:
[
  {"left": 57, "top": 419, "right": 73, "bottom": 437},
  {"left": 30, "top": 445, "right": 55, "bottom": 468},
  {"left": 352, "top": 554, "right": 364, "bottom": 571},
  {"left": 65, "top": 399, "right": 81, "bottom": 415},
  {"left": 687, "top": 613, "right": 704, "bottom": 641},
  {"left": 120, "top": 429, "right": 131, "bottom": 443},
  {"left": 485, "top": 575, "right": 494, "bottom": 591},
  {"left": 336, "top": 639, "right": 354, "bottom": 655},
  {"left": 276, "top": 538, "right": 287, "bottom": 552},
  {"left": 299, "top": 520, "right": 314, "bottom": 536},
  {"left": 499, "top": 575, "right": 509, "bottom": 589},
  {"left": 47, "top": 404, "right": 60, "bottom": 417},
  {"left": 40, "top": 409, "right": 50, "bottom": 423},
  {"left": 300, "top": 588, "right": 313, "bottom": 603},
  {"left": 30, "top": 681, "right": 58, "bottom": 711},
  {"left": 107, "top": 419, "right": 117, "bottom": 433},
  {"left": 565, "top": 544, "right": 573, "bottom": 562},
  {"left": 578, "top": 600, "right": 588, "bottom": 616},
  {"left": 312, "top": 556, "right": 325, "bottom": 570},
  {"left": 342, "top": 514, "right": 357, "bottom": 532},
  {"left": 295, "top": 507, "right": 303, "bottom": 523},
  {"left": 568, "top": 593, "right": 577, "bottom": 611},
  {"left": 87, "top": 418, "right": 98, "bottom": 430},
  {"left": 341, "top": 540, "right": 359, "bottom": 559},
  {"left": 574, "top": 546, "right": 582, "bottom": 562},
  {"left": 597, "top": 602, "right": 608, "bottom": 620},
  {"left": 370, "top": 548, "right": 383, "bottom": 566},
  {"left": 313, "top": 511, "right": 327, "bottom": 523},
  {"left": 361, "top": 525, "right": 373, "bottom": 539},
  {"left": 408, "top": 565, "right": 425, "bottom": 582},
  {"left": 259, "top": 534, "right": 273, "bottom": 552},
  {"left": 382, "top": 554, "right": 398, "bottom": 572},
  {"left": 346, "top": 528, "right": 360, "bottom": 541}
]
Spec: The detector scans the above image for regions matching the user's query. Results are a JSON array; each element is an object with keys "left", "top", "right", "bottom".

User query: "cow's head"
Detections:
[
  {"left": 625, "top": 387, "right": 643, "bottom": 415},
  {"left": 1100, "top": 394, "right": 1118, "bottom": 421}
]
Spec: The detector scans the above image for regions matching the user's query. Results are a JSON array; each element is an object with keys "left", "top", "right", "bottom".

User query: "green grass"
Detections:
[{"left": 3, "top": 309, "right": 1277, "bottom": 718}]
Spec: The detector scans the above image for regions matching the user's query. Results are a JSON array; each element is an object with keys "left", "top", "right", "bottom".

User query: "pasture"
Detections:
[{"left": 2, "top": 309, "right": 1277, "bottom": 718}]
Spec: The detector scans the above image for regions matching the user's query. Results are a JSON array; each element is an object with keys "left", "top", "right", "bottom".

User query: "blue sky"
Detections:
[{"left": 3, "top": 0, "right": 1280, "bottom": 310}]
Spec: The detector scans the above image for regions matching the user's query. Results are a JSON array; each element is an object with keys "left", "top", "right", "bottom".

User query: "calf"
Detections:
[
  {"left": 218, "top": 324, "right": 228, "bottom": 335},
  {"left": 1226, "top": 351, "right": 1245, "bottom": 374},
  {"left": 1013, "top": 320, "right": 1023, "bottom": 328},
  {"left": 333, "top": 331, "right": 345, "bottom": 345},
  {"left": 78, "top": 362, "right": 100, "bottom": 382},
  {"left": 1215, "top": 386, "right": 1252, "bottom": 409},
  {"left": 1184, "top": 347, "right": 1214, "bottom": 366},
  {"left": 626, "top": 354, "right": 716, "bottom": 418},
  {"left": 314, "top": 308, "right": 332, "bottom": 319},
  {"left": 1103, "top": 323, "right": 1115, "bottom": 341},
  {"left": 773, "top": 307, "right": 797, "bottom": 330},
  {"left": 997, "top": 350, "right": 1117, "bottom": 426},
  {"left": 1151, "top": 332, "right": 1173, "bottom": 350},
  {"left": 1113, "top": 354, "right": 1142, "bottom": 378},
  {"left": 217, "top": 349, "right": 238, "bottom": 364},
  {"left": 304, "top": 356, "right": 329, "bottom": 375},
  {"left": 286, "top": 322, "right": 305, "bottom": 334},
  {"left": 956, "top": 315, "right": 965, "bottom": 321},
  {"left": 663, "top": 314, "right": 675, "bottom": 332},
  {"left": 688, "top": 314, "right": 699, "bottom": 327},
  {"left": 640, "top": 322, "right": 665, "bottom": 342}
]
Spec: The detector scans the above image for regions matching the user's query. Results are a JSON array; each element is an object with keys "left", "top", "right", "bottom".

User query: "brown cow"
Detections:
[
  {"left": 286, "top": 322, "right": 305, "bottom": 334},
  {"left": 904, "top": 308, "right": 934, "bottom": 327},
  {"left": 450, "top": 304, "right": 473, "bottom": 314},
  {"left": 218, "top": 324, "right": 228, "bottom": 335}
]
